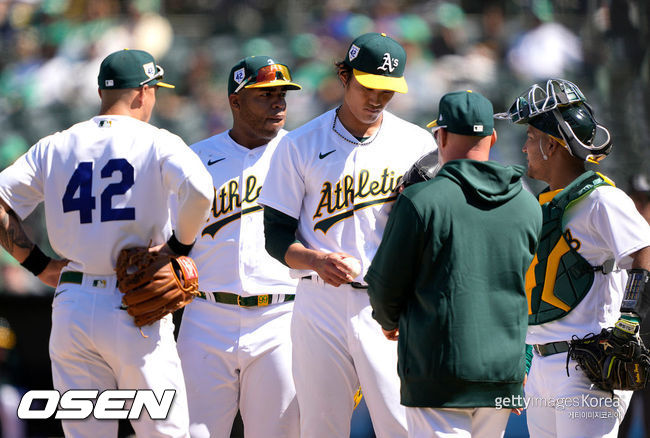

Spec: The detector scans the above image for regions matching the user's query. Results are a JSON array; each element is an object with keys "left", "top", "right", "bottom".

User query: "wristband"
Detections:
[
  {"left": 621, "top": 268, "right": 650, "bottom": 321},
  {"left": 20, "top": 245, "right": 51, "bottom": 276},
  {"left": 167, "top": 231, "right": 194, "bottom": 256}
]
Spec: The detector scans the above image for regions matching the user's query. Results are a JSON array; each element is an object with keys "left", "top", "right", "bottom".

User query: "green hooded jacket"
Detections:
[{"left": 366, "top": 159, "right": 542, "bottom": 407}]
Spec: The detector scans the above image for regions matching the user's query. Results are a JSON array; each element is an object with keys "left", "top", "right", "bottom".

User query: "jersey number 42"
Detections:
[{"left": 62, "top": 159, "right": 135, "bottom": 224}]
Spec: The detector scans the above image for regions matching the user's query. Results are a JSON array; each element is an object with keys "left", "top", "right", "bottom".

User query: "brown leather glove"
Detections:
[{"left": 115, "top": 247, "right": 199, "bottom": 327}]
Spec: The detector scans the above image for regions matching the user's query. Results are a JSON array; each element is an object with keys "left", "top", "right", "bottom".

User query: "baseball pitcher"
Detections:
[{"left": 259, "top": 33, "right": 436, "bottom": 437}]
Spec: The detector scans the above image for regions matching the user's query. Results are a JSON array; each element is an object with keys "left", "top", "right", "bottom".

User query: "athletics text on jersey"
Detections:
[
  {"left": 188, "top": 130, "right": 297, "bottom": 295},
  {"left": 258, "top": 109, "right": 435, "bottom": 280}
]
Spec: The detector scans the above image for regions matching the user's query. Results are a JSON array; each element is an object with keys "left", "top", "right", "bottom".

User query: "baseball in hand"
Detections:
[{"left": 341, "top": 257, "right": 362, "bottom": 278}]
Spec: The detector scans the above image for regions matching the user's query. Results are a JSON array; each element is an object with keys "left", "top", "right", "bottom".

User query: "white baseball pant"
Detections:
[
  {"left": 291, "top": 276, "right": 407, "bottom": 438},
  {"left": 49, "top": 272, "right": 189, "bottom": 438},
  {"left": 177, "top": 298, "right": 298, "bottom": 438},
  {"left": 525, "top": 349, "right": 632, "bottom": 437},
  {"left": 406, "top": 406, "right": 510, "bottom": 438}
]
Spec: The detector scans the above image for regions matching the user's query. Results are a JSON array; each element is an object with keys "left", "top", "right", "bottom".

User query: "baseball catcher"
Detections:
[
  {"left": 115, "top": 245, "right": 200, "bottom": 327},
  {"left": 568, "top": 269, "right": 650, "bottom": 392}
]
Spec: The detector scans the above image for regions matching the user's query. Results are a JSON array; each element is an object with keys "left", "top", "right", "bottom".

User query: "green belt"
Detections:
[
  {"left": 197, "top": 291, "right": 295, "bottom": 307},
  {"left": 533, "top": 341, "right": 570, "bottom": 357},
  {"left": 58, "top": 271, "right": 119, "bottom": 289},
  {"left": 59, "top": 271, "right": 83, "bottom": 285}
]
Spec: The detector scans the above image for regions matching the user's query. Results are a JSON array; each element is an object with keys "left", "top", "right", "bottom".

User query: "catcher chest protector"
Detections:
[{"left": 527, "top": 171, "right": 614, "bottom": 325}]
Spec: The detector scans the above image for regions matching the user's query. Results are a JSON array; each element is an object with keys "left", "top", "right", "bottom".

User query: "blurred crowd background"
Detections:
[
  {"left": 0, "top": 0, "right": 649, "bottom": 294},
  {"left": 0, "top": 0, "right": 649, "bottom": 436}
]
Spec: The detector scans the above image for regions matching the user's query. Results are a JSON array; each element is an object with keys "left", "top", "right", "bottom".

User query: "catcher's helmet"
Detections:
[{"left": 495, "top": 79, "right": 612, "bottom": 162}]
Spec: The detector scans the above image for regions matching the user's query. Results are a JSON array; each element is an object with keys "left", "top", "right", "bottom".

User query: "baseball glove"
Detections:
[
  {"left": 115, "top": 247, "right": 199, "bottom": 327},
  {"left": 567, "top": 326, "right": 650, "bottom": 392},
  {"left": 399, "top": 149, "right": 440, "bottom": 190}
]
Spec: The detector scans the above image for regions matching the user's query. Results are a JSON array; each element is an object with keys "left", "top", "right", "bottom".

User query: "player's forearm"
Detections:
[
  {"left": 631, "top": 245, "right": 650, "bottom": 270},
  {"left": 263, "top": 206, "right": 299, "bottom": 267},
  {"left": 0, "top": 198, "right": 35, "bottom": 262},
  {"left": 0, "top": 198, "right": 65, "bottom": 286},
  {"left": 174, "top": 177, "right": 213, "bottom": 244},
  {"left": 284, "top": 243, "right": 322, "bottom": 270},
  {"left": 619, "top": 245, "right": 650, "bottom": 323},
  {"left": 366, "top": 271, "right": 404, "bottom": 330}
]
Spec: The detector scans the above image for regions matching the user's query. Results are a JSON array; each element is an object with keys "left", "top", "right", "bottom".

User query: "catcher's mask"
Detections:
[{"left": 495, "top": 79, "right": 612, "bottom": 163}]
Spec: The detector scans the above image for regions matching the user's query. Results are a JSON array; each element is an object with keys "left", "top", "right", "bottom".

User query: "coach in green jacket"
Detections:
[{"left": 366, "top": 90, "right": 542, "bottom": 437}]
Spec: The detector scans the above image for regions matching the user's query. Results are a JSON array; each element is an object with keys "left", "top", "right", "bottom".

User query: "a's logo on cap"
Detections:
[
  {"left": 377, "top": 53, "right": 398, "bottom": 73},
  {"left": 348, "top": 44, "right": 360, "bottom": 61},
  {"left": 143, "top": 62, "right": 156, "bottom": 78},
  {"left": 233, "top": 67, "right": 245, "bottom": 84},
  {"left": 105, "top": 79, "right": 114, "bottom": 87},
  {"left": 266, "top": 58, "right": 275, "bottom": 65}
]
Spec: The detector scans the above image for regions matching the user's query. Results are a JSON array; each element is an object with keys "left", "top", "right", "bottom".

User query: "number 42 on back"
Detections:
[{"left": 62, "top": 159, "right": 135, "bottom": 223}]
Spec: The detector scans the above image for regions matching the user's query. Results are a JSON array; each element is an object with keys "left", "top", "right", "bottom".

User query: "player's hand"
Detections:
[
  {"left": 38, "top": 258, "right": 70, "bottom": 288},
  {"left": 152, "top": 242, "right": 172, "bottom": 255},
  {"left": 312, "top": 252, "right": 356, "bottom": 287},
  {"left": 382, "top": 327, "right": 399, "bottom": 341},
  {"left": 511, "top": 374, "right": 527, "bottom": 416}
]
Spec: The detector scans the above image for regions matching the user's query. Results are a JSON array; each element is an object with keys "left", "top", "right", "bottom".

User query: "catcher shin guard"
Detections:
[{"left": 621, "top": 269, "right": 650, "bottom": 321}]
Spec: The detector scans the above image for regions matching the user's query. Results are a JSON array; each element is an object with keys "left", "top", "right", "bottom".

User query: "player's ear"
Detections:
[
  {"left": 229, "top": 93, "right": 240, "bottom": 110},
  {"left": 337, "top": 69, "right": 350, "bottom": 87},
  {"left": 489, "top": 129, "right": 497, "bottom": 148},
  {"left": 547, "top": 137, "right": 562, "bottom": 156}
]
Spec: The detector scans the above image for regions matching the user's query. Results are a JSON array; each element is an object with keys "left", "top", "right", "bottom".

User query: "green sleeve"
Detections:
[
  {"left": 525, "top": 344, "right": 533, "bottom": 374},
  {"left": 365, "top": 195, "right": 425, "bottom": 330},
  {"left": 263, "top": 206, "right": 300, "bottom": 267}
]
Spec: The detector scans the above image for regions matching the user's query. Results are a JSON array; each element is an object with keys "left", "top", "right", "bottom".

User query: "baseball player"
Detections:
[
  {"left": 258, "top": 33, "right": 436, "bottom": 437},
  {"left": 175, "top": 56, "right": 301, "bottom": 438},
  {"left": 366, "top": 90, "right": 542, "bottom": 438},
  {"left": 496, "top": 78, "right": 650, "bottom": 437},
  {"left": 0, "top": 49, "right": 213, "bottom": 437}
]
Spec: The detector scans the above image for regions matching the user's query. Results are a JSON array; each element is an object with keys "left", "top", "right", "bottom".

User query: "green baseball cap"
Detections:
[
  {"left": 427, "top": 90, "right": 494, "bottom": 136},
  {"left": 344, "top": 32, "right": 408, "bottom": 94},
  {"left": 228, "top": 55, "right": 302, "bottom": 95},
  {"left": 98, "top": 49, "right": 174, "bottom": 90}
]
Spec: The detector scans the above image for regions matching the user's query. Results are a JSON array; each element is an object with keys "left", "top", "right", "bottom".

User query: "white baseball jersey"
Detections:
[
  {"left": 258, "top": 108, "right": 436, "bottom": 281},
  {"left": 526, "top": 185, "right": 650, "bottom": 344},
  {"left": 0, "top": 114, "right": 211, "bottom": 275},
  {"left": 188, "top": 130, "right": 297, "bottom": 295}
]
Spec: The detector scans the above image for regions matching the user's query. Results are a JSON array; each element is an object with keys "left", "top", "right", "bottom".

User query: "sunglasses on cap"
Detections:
[
  {"left": 139, "top": 65, "right": 165, "bottom": 86},
  {"left": 494, "top": 79, "right": 586, "bottom": 124},
  {"left": 233, "top": 64, "right": 293, "bottom": 94}
]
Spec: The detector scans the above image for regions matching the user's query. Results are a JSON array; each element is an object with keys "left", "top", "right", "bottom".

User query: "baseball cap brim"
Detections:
[
  {"left": 353, "top": 69, "right": 408, "bottom": 94},
  {"left": 245, "top": 80, "right": 302, "bottom": 91},
  {"left": 426, "top": 119, "right": 446, "bottom": 129},
  {"left": 154, "top": 81, "right": 175, "bottom": 88}
]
